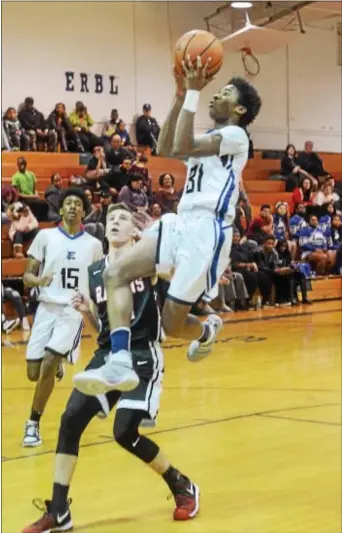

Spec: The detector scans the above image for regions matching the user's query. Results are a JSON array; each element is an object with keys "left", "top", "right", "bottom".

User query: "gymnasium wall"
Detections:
[{"left": 2, "top": 1, "right": 341, "bottom": 151}]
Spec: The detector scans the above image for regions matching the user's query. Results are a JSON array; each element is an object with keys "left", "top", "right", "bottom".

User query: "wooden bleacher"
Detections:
[{"left": 2, "top": 150, "right": 341, "bottom": 304}]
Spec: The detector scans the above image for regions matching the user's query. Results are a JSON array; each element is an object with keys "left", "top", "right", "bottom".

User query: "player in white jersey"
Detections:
[
  {"left": 22, "top": 188, "right": 103, "bottom": 447},
  {"left": 73, "top": 57, "right": 261, "bottom": 397}
]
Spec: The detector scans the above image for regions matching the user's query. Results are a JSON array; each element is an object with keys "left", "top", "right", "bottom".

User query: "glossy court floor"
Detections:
[{"left": 2, "top": 301, "right": 341, "bottom": 533}]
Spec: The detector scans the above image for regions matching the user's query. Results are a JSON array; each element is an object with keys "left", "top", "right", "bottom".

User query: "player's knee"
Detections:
[
  {"left": 27, "top": 364, "right": 40, "bottom": 382},
  {"left": 113, "top": 420, "right": 137, "bottom": 451},
  {"left": 162, "top": 305, "right": 185, "bottom": 337},
  {"left": 57, "top": 409, "right": 82, "bottom": 456},
  {"left": 40, "top": 353, "right": 61, "bottom": 379}
]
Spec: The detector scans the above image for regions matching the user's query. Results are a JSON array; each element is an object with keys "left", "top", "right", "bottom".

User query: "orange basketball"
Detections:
[{"left": 174, "top": 30, "right": 224, "bottom": 77}]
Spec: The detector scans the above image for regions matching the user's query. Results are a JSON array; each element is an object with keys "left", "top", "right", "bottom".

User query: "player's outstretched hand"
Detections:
[
  {"left": 182, "top": 55, "right": 213, "bottom": 91},
  {"left": 71, "top": 289, "right": 90, "bottom": 313},
  {"left": 173, "top": 65, "right": 186, "bottom": 99},
  {"left": 39, "top": 275, "right": 53, "bottom": 287}
]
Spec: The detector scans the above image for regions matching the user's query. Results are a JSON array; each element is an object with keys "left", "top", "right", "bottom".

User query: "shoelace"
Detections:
[
  {"left": 32, "top": 498, "right": 73, "bottom": 513},
  {"left": 25, "top": 423, "right": 39, "bottom": 437}
]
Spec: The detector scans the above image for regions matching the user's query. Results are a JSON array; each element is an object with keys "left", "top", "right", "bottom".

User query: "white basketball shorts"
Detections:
[
  {"left": 26, "top": 302, "right": 84, "bottom": 364},
  {"left": 153, "top": 212, "right": 233, "bottom": 305}
]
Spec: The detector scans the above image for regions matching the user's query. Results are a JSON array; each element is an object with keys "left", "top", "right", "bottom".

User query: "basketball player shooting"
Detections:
[{"left": 73, "top": 53, "right": 262, "bottom": 396}]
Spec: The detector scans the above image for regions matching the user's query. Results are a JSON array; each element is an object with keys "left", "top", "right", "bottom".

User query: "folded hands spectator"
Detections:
[
  {"left": 3, "top": 107, "right": 30, "bottom": 151},
  {"left": 7, "top": 202, "right": 39, "bottom": 258},
  {"left": 247, "top": 204, "right": 274, "bottom": 244},
  {"left": 47, "top": 103, "right": 75, "bottom": 152},
  {"left": 19, "top": 97, "right": 57, "bottom": 152},
  {"left": 299, "top": 214, "right": 334, "bottom": 274}
]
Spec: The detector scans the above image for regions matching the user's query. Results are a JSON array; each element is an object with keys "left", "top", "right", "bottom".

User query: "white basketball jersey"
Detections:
[
  {"left": 28, "top": 227, "right": 103, "bottom": 305},
  {"left": 178, "top": 125, "right": 249, "bottom": 224}
]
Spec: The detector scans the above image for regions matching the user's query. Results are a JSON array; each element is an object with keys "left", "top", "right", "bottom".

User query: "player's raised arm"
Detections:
[{"left": 156, "top": 68, "right": 185, "bottom": 157}]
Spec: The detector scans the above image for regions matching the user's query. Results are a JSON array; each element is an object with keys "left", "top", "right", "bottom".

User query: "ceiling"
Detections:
[{"left": 205, "top": 1, "right": 342, "bottom": 38}]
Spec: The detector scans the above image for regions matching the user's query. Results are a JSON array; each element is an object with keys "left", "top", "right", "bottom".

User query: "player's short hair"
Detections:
[
  {"left": 228, "top": 77, "right": 262, "bottom": 127},
  {"left": 58, "top": 187, "right": 91, "bottom": 215},
  {"left": 107, "top": 203, "right": 133, "bottom": 217}
]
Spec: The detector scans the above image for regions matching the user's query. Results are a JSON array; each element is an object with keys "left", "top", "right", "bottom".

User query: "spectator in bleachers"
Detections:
[
  {"left": 2, "top": 186, "right": 18, "bottom": 224},
  {"left": 334, "top": 244, "right": 342, "bottom": 274},
  {"left": 150, "top": 203, "right": 162, "bottom": 221},
  {"left": 253, "top": 235, "right": 279, "bottom": 306},
  {"left": 319, "top": 201, "right": 335, "bottom": 233},
  {"left": 106, "top": 134, "right": 134, "bottom": 167},
  {"left": 2, "top": 121, "right": 11, "bottom": 151},
  {"left": 275, "top": 240, "right": 312, "bottom": 305},
  {"left": 290, "top": 177, "right": 315, "bottom": 215},
  {"left": 11, "top": 157, "right": 49, "bottom": 221},
  {"left": 85, "top": 146, "right": 120, "bottom": 196},
  {"left": 230, "top": 229, "right": 271, "bottom": 306},
  {"left": 18, "top": 97, "right": 57, "bottom": 152},
  {"left": 118, "top": 173, "right": 148, "bottom": 212},
  {"left": 154, "top": 173, "right": 179, "bottom": 214},
  {"left": 69, "top": 102, "right": 102, "bottom": 152},
  {"left": 273, "top": 201, "right": 296, "bottom": 259},
  {"left": 101, "top": 109, "right": 119, "bottom": 147},
  {"left": 115, "top": 120, "right": 131, "bottom": 147},
  {"left": 289, "top": 203, "right": 308, "bottom": 240},
  {"left": 136, "top": 104, "right": 160, "bottom": 152},
  {"left": 130, "top": 154, "right": 152, "bottom": 198},
  {"left": 47, "top": 103, "right": 76, "bottom": 153},
  {"left": 299, "top": 214, "right": 333, "bottom": 274},
  {"left": 2, "top": 283, "right": 30, "bottom": 331},
  {"left": 314, "top": 181, "right": 340, "bottom": 216},
  {"left": 82, "top": 189, "right": 105, "bottom": 244},
  {"left": 217, "top": 268, "right": 249, "bottom": 312},
  {"left": 7, "top": 202, "right": 39, "bottom": 258},
  {"left": 327, "top": 214, "right": 342, "bottom": 252},
  {"left": 281, "top": 144, "right": 315, "bottom": 192},
  {"left": 298, "top": 141, "right": 331, "bottom": 181},
  {"left": 247, "top": 204, "right": 274, "bottom": 244},
  {"left": 44, "top": 173, "right": 62, "bottom": 222},
  {"left": 3, "top": 107, "right": 30, "bottom": 151}
]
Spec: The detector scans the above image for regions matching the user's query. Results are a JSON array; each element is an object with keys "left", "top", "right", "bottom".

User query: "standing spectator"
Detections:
[
  {"left": 44, "top": 173, "right": 63, "bottom": 222},
  {"left": 47, "top": 103, "right": 77, "bottom": 153},
  {"left": 3, "top": 107, "right": 30, "bottom": 151},
  {"left": 116, "top": 120, "right": 131, "bottom": 146},
  {"left": 298, "top": 141, "right": 330, "bottom": 181},
  {"left": 2, "top": 186, "right": 18, "bottom": 224},
  {"left": 247, "top": 204, "right": 274, "bottom": 244},
  {"left": 83, "top": 189, "right": 105, "bottom": 244},
  {"left": 290, "top": 178, "right": 315, "bottom": 215},
  {"left": 7, "top": 202, "right": 39, "bottom": 258},
  {"left": 18, "top": 97, "right": 57, "bottom": 152},
  {"left": 299, "top": 214, "right": 333, "bottom": 274},
  {"left": 101, "top": 109, "right": 119, "bottom": 147},
  {"left": 281, "top": 143, "right": 315, "bottom": 192},
  {"left": 68, "top": 102, "right": 102, "bottom": 152},
  {"left": 106, "top": 135, "right": 133, "bottom": 167},
  {"left": 118, "top": 174, "right": 148, "bottom": 212},
  {"left": 136, "top": 104, "right": 160, "bottom": 152},
  {"left": 11, "top": 157, "right": 48, "bottom": 221},
  {"left": 289, "top": 203, "right": 308, "bottom": 240},
  {"left": 2, "top": 283, "right": 31, "bottom": 331},
  {"left": 154, "top": 173, "right": 179, "bottom": 214}
]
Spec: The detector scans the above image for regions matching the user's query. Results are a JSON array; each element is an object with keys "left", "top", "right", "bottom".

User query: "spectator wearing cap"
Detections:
[
  {"left": 101, "top": 109, "right": 119, "bottom": 148},
  {"left": 118, "top": 173, "right": 148, "bottom": 213},
  {"left": 136, "top": 104, "right": 160, "bottom": 153},
  {"left": 68, "top": 101, "right": 103, "bottom": 153},
  {"left": 154, "top": 173, "right": 179, "bottom": 214},
  {"left": 18, "top": 97, "right": 57, "bottom": 152}
]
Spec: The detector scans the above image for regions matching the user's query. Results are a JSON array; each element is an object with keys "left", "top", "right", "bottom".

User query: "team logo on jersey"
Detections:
[{"left": 67, "top": 251, "right": 76, "bottom": 260}]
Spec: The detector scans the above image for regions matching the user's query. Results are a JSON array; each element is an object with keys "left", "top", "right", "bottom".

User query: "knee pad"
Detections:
[
  {"left": 114, "top": 421, "right": 159, "bottom": 463},
  {"left": 56, "top": 410, "right": 83, "bottom": 456}
]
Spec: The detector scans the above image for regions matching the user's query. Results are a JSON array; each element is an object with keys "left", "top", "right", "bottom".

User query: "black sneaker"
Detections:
[{"left": 21, "top": 498, "right": 73, "bottom": 533}]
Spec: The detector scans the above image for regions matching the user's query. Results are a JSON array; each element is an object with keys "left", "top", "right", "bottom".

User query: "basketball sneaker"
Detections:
[
  {"left": 187, "top": 314, "right": 223, "bottom": 362},
  {"left": 169, "top": 477, "right": 200, "bottom": 521},
  {"left": 21, "top": 498, "right": 73, "bottom": 533},
  {"left": 73, "top": 350, "right": 139, "bottom": 396},
  {"left": 2, "top": 317, "right": 20, "bottom": 334},
  {"left": 22, "top": 420, "right": 42, "bottom": 447}
]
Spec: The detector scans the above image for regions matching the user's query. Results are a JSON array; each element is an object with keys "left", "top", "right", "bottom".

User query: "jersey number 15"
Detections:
[
  {"left": 61, "top": 267, "right": 80, "bottom": 289},
  {"left": 186, "top": 164, "right": 203, "bottom": 194}
]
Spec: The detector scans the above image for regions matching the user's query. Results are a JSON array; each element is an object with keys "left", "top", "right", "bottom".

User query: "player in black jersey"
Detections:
[{"left": 21, "top": 204, "right": 199, "bottom": 533}]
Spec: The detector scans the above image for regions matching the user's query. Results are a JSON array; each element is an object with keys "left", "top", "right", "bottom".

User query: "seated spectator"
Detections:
[
  {"left": 68, "top": 102, "right": 102, "bottom": 153},
  {"left": 136, "top": 104, "right": 160, "bottom": 152},
  {"left": 44, "top": 173, "right": 62, "bottom": 222},
  {"left": 18, "top": 97, "right": 57, "bottom": 152},
  {"left": 154, "top": 173, "right": 180, "bottom": 214},
  {"left": 106, "top": 134, "right": 134, "bottom": 167},
  {"left": 314, "top": 181, "right": 340, "bottom": 217},
  {"left": 217, "top": 269, "right": 249, "bottom": 312},
  {"left": 116, "top": 120, "right": 131, "bottom": 146},
  {"left": 281, "top": 144, "right": 316, "bottom": 192},
  {"left": 297, "top": 141, "right": 331, "bottom": 181},
  {"left": 47, "top": 103, "right": 77, "bottom": 153},
  {"left": 290, "top": 178, "right": 315, "bottom": 215},
  {"left": 289, "top": 203, "right": 308, "bottom": 240},
  {"left": 2, "top": 283, "right": 30, "bottom": 331},
  {"left": 253, "top": 235, "right": 279, "bottom": 305},
  {"left": 83, "top": 189, "right": 105, "bottom": 245},
  {"left": 150, "top": 203, "right": 162, "bottom": 221},
  {"left": 85, "top": 146, "right": 119, "bottom": 196},
  {"left": 230, "top": 229, "right": 271, "bottom": 306},
  {"left": 2, "top": 121, "right": 11, "bottom": 151},
  {"left": 7, "top": 202, "right": 39, "bottom": 258},
  {"left": 3, "top": 107, "right": 30, "bottom": 151},
  {"left": 118, "top": 173, "right": 148, "bottom": 212},
  {"left": 247, "top": 204, "right": 274, "bottom": 244},
  {"left": 319, "top": 202, "right": 335, "bottom": 233},
  {"left": 130, "top": 154, "right": 152, "bottom": 197},
  {"left": 2, "top": 186, "right": 18, "bottom": 224},
  {"left": 299, "top": 214, "right": 334, "bottom": 274},
  {"left": 275, "top": 240, "right": 312, "bottom": 305},
  {"left": 101, "top": 109, "right": 119, "bottom": 146},
  {"left": 327, "top": 214, "right": 342, "bottom": 252},
  {"left": 334, "top": 244, "right": 342, "bottom": 274},
  {"left": 11, "top": 157, "right": 49, "bottom": 221},
  {"left": 273, "top": 201, "right": 296, "bottom": 259}
]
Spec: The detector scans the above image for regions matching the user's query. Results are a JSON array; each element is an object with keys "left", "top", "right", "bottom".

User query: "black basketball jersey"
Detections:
[{"left": 88, "top": 256, "right": 161, "bottom": 350}]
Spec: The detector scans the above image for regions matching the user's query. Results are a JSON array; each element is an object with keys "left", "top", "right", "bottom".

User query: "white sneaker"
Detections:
[
  {"left": 21, "top": 317, "right": 31, "bottom": 331},
  {"left": 187, "top": 315, "right": 223, "bottom": 363},
  {"left": 73, "top": 350, "right": 139, "bottom": 396},
  {"left": 2, "top": 318, "right": 20, "bottom": 334},
  {"left": 22, "top": 420, "right": 42, "bottom": 447}
]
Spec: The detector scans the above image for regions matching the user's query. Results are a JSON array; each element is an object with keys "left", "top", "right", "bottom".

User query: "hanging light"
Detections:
[{"left": 231, "top": 2, "right": 253, "bottom": 8}]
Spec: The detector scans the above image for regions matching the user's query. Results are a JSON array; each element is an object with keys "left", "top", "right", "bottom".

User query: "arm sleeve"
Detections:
[
  {"left": 217, "top": 126, "right": 249, "bottom": 157},
  {"left": 27, "top": 230, "right": 46, "bottom": 261}
]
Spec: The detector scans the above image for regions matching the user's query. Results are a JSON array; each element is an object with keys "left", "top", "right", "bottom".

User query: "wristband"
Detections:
[{"left": 183, "top": 90, "right": 200, "bottom": 113}]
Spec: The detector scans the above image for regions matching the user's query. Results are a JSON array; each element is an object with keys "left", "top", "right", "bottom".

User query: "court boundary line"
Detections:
[{"left": 256, "top": 413, "right": 341, "bottom": 427}]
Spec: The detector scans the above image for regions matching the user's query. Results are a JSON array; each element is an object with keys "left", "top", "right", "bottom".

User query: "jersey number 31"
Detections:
[{"left": 186, "top": 164, "right": 203, "bottom": 194}]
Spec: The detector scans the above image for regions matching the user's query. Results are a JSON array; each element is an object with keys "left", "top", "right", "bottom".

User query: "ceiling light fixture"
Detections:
[{"left": 231, "top": 2, "right": 253, "bottom": 8}]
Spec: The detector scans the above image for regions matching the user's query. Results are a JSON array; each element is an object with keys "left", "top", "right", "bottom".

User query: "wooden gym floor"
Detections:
[{"left": 2, "top": 301, "right": 341, "bottom": 533}]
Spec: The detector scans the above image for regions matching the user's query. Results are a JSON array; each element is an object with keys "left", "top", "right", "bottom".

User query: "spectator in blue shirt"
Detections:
[
  {"left": 289, "top": 203, "right": 308, "bottom": 240},
  {"left": 299, "top": 214, "right": 333, "bottom": 274}
]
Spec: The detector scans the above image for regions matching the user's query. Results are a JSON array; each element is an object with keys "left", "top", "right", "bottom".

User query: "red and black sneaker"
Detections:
[
  {"left": 171, "top": 479, "right": 200, "bottom": 521},
  {"left": 22, "top": 498, "right": 73, "bottom": 533}
]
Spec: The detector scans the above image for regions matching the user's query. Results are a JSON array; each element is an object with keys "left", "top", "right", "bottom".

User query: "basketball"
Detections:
[{"left": 174, "top": 30, "right": 224, "bottom": 77}]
